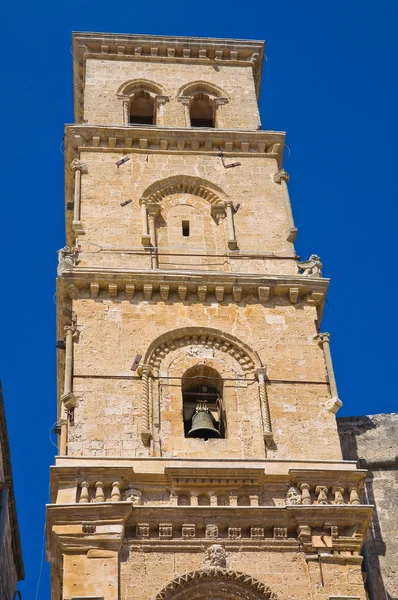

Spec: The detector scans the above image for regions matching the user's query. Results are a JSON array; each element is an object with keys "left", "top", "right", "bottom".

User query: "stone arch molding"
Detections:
[
  {"left": 154, "top": 568, "right": 277, "bottom": 600},
  {"left": 116, "top": 78, "right": 166, "bottom": 97},
  {"left": 177, "top": 80, "right": 229, "bottom": 99},
  {"left": 144, "top": 327, "right": 258, "bottom": 374},
  {"left": 141, "top": 175, "right": 227, "bottom": 206}
]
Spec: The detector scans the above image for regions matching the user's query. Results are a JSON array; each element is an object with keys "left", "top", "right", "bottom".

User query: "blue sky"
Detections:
[{"left": 2, "top": 1, "right": 398, "bottom": 598}]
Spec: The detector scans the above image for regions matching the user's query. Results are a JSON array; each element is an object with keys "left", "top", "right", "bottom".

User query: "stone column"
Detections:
[
  {"left": 177, "top": 96, "right": 191, "bottom": 126},
  {"left": 60, "top": 324, "right": 77, "bottom": 456},
  {"left": 139, "top": 365, "right": 152, "bottom": 445},
  {"left": 257, "top": 367, "right": 273, "bottom": 445},
  {"left": 122, "top": 100, "right": 129, "bottom": 126},
  {"left": 273, "top": 169, "right": 297, "bottom": 242},
  {"left": 70, "top": 159, "right": 87, "bottom": 236},
  {"left": 140, "top": 201, "right": 151, "bottom": 246},
  {"left": 147, "top": 204, "right": 160, "bottom": 269},
  {"left": 155, "top": 95, "right": 169, "bottom": 126},
  {"left": 316, "top": 332, "right": 342, "bottom": 413},
  {"left": 225, "top": 201, "right": 238, "bottom": 250}
]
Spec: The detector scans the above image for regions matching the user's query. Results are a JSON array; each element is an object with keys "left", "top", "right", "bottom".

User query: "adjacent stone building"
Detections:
[
  {"left": 338, "top": 413, "right": 398, "bottom": 599},
  {"left": 0, "top": 382, "right": 24, "bottom": 599},
  {"left": 47, "top": 32, "right": 374, "bottom": 600}
]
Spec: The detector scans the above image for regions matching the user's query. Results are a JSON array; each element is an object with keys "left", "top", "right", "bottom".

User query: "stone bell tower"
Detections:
[{"left": 47, "top": 32, "right": 373, "bottom": 600}]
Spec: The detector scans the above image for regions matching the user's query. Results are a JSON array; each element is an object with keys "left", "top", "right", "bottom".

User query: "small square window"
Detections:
[{"left": 182, "top": 221, "right": 190, "bottom": 237}]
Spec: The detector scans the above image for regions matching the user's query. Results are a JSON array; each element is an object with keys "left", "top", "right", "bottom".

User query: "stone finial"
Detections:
[
  {"left": 297, "top": 254, "right": 322, "bottom": 278},
  {"left": 204, "top": 544, "right": 226, "bottom": 569},
  {"left": 57, "top": 246, "right": 78, "bottom": 275},
  {"left": 285, "top": 486, "right": 302, "bottom": 506}
]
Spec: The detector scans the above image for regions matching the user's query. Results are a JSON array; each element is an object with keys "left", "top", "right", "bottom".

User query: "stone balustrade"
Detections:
[{"left": 77, "top": 481, "right": 363, "bottom": 506}]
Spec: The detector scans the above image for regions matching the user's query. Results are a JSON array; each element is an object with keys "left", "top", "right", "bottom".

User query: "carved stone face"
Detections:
[
  {"left": 125, "top": 488, "right": 142, "bottom": 505},
  {"left": 205, "top": 544, "right": 226, "bottom": 568}
]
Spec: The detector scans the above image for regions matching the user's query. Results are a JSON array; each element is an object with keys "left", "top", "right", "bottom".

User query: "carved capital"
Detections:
[
  {"left": 215, "top": 97, "right": 229, "bottom": 106},
  {"left": 156, "top": 94, "right": 169, "bottom": 105},
  {"left": 177, "top": 95, "right": 192, "bottom": 106},
  {"left": 210, "top": 204, "right": 227, "bottom": 223},
  {"left": 61, "top": 391, "right": 77, "bottom": 410},
  {"left": 70, "top": 158, "right": 88, "bottom": 174},
  {"left": 273, "top": 169, "right": 290, "bottom": 184},
  {"left": 137, "top": 364, "right": 153, "bottom": 378},
  {"left": 326, "top": 396, "right": 343, "bottom": 414},
  {"left": 315, "top": 332, "right": 331, "bottom": 347}
]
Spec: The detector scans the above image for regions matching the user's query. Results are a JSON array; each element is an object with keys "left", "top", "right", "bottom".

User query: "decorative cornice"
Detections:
[
  {"left": 57, "top": 269, "right": 329, "bottom": 312},
  {"left": 64, "top": 125, "right": 285, "bottom": 164},
  {"left": 72, "top": 32, "right": 265, "bottom": 122}
]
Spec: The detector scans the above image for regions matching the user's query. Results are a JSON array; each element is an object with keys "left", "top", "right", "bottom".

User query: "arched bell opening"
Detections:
[
  {"left": 182, "top": 365, "right": 225, "bottom": 439},
  {"left": 130, "top": 90, "right": 155, "bottom": 125},
  {"left": 189, "top": 92, "right": 214, "bottom": 128}
]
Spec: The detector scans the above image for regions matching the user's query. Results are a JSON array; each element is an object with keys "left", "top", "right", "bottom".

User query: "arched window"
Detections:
[
  {"left": 182, "top": 365, "right": 225, "bottom": 439},
  {"left": 129, "top": 90, "right": 155, "bottom": 125},
  {"left": 189, "top": 92, "right": 214, "bottom": 128}
]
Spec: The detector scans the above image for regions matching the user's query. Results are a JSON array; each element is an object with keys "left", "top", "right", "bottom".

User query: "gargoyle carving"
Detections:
[
  {"left": 297, "top": 254, "right": 322, "bottom": 278},
  {"left": 57, "top": 246, "right": 78, "bottom": 275}
]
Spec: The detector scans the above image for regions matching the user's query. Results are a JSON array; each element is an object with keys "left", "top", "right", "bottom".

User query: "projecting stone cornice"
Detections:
[
  {"left": 46, "top": 501, "right": 373, "bottom": 555},
  {"left": 72, "top": 32, "right": 265, "bottom": 122},
  {"left": 57, "top": 269, "right": 329, "bottom": 313},
  {"left": 64, "top": 124, "right": 285, "bottom": 165}
]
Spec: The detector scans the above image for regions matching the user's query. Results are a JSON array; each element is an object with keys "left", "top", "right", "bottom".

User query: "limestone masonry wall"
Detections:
[{"left": 84, "top": 60, "right": 260, "bottom": 129}]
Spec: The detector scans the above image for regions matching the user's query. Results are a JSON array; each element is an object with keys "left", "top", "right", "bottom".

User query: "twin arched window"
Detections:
[{"left": 118, "top": 80, "right": 228, "bottom": 128}]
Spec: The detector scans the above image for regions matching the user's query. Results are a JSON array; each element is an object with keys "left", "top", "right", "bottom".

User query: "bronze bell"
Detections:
[{"left": 187, "top": 401, "right": 221, "bottom": 439}]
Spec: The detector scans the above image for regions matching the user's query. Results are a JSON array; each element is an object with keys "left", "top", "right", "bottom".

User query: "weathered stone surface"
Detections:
[{"left": 47, "top": 31, "right": 372, "bottom": 600}]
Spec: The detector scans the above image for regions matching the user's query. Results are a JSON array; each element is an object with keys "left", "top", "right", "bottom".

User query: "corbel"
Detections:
[
  {"left": 210, "top": 204, "right": 227, "bottom": 224},
  {"left": 258, "top": 286, "right": 270, "bottom": 303},
  {"left": 289, "top": 287, "right": 299, "bottom": 304},
  {"left": 178, "top": 285, "right": 188, "bottom": 301},
  {"left": 232, "top": 286, "right": 242, "bottom": 302},
  {"left": 90, "top": 283, "right": 100, "bottom": 298},
  {"left": 160, "top": 284, "right": 170, "bottom": 301}
]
